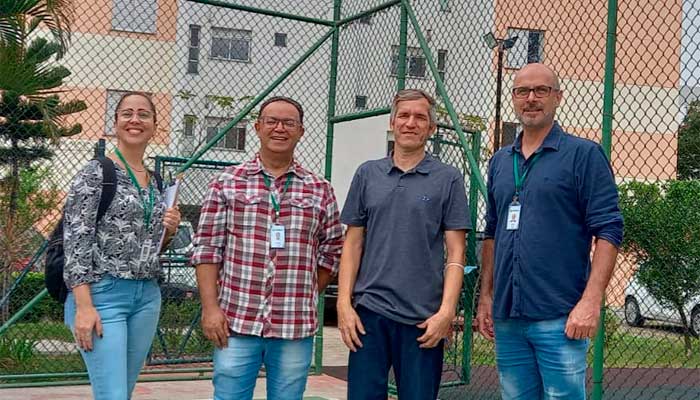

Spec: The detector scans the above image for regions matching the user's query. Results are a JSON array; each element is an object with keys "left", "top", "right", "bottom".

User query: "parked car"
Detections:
[
  {"left": 624, "top": 274, "right": 700, "bottom": 336},
  {"left": 159, "top": 221, "right": 197, "bottom": 299}
]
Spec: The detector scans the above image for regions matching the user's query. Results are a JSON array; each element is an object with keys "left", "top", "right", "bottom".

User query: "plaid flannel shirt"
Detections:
[{"left": 191, "top": 156, "right": 343, "bottom": 339}]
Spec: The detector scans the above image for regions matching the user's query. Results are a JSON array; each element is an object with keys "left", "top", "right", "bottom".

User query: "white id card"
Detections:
[
  {"left": 270, "top": 224, "right": 285, "bottom": 249},
  {"left": 139, "top": 239, "right": 153, "bottom": 265},
  {"left": 506, "top": 203, "right": 521, "bottom": 231}
]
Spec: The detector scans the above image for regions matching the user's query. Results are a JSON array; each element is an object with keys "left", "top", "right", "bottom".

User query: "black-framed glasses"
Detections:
[
  {"left": 259, "top": 116, "right": 301, "bottom": 129},
  {"left": 512, "top": 86, "right": 558, "bottom": 99}
]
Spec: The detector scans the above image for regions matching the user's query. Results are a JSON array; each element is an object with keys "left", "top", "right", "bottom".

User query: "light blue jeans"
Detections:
[
  {"left": 64, "top": 276, "right": 161, "bottom": 400},
  {"left": 494, "top": 317, "right": 589, "bottom": 400},
  {"left": 213, "top": 335, "right": 313, "bottom": 400}
]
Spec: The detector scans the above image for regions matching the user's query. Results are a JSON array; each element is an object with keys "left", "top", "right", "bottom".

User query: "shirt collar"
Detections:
[
  {"left": 510, "top": 121, "right": 564, "bottom": 155},
  {"left": 383, "top": 151, "right": 434, "bottom": 175},
  {"left": 246, "top": 154, "right": 307, "bottom": 179}
]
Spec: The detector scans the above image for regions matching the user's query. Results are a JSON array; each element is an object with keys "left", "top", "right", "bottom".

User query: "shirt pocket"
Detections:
[
  {"left": 286, "top": 196, "right": 321, "bottom": 238},
  {"left": 229, "top": 192, "right": 266, "bottom": 235}
]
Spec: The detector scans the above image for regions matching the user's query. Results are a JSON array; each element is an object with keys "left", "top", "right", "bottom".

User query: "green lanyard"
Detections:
[
  {"left": 114, "top": 148, "right": 155, "bottom": 228},
  {"left": 513, "top": 152, "right": 542, "bottom": 202},
  {"left": 262, "top": 173, "right": 293, "bottom": 219}
]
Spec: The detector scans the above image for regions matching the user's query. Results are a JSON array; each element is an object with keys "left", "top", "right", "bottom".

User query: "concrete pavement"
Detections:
[{"left": 0, "top": 327, "right": 351, "bottom": 400}]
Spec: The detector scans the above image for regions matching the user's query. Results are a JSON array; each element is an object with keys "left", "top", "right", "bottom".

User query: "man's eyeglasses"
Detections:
[
  {"left": 117, "top": 110, "right": 153, "bottom": 121},
  {"left": 512, "top": 86, "right": 559, "bottom": 99},
  {"left": 259, "top": 116, "right": 301, "bottom": 129}
]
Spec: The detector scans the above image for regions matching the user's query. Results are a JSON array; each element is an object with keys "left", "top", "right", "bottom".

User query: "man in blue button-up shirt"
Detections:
[{"left": 475, "top": 63, "right": 623, "bottom": 400}]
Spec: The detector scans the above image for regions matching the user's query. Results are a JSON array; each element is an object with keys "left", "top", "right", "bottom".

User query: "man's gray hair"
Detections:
[{"left": 390, "top": 89, "right": 437, "bottom": 126}]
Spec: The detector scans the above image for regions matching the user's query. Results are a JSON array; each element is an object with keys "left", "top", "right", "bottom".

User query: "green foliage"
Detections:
[
  {"left": 619, "top": 179, "right": 700, "bottom": 351},
  {"left": 0, "top": 336, "right": 37, "bottom": 364},
  {"left": 9, "top": 271, "right": 64, "bottom": 323},
  {"left": 604, "top": 308, "right": 621, "bottom": 348},
  {"left": 678, "top": 100, "right": 700, "bottom": 180}
]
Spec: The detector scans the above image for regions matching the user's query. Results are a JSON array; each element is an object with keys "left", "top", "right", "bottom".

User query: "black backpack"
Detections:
[{"left": 44, "top": 157, "right": 163, "bottom": 303}]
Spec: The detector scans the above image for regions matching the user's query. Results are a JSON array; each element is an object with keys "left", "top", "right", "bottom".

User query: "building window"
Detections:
[
  {"left": 355, "top": 95, "right": 368, "bottom": 110},
  {"left": 211, "top": 28, "right": 252, "bottom": 62},
  {"left": 111, "top": 0, "right": 157, "bottom": 33},
  {"left": 183, "top": 115, "right": 197, "bottom": 137},
  {"left": 104, "top": 89, "right": 129, "bottom": 135},
  {"left": 501, "top": 122, "right": 520, "bottom": 147},
  {"left": 274, "top": 33, "right": 287, "bottom": 47},
  {"left": 505, "top": 28, "right": 544, "bottom": 69},
  {"left": 390, "top": 46, "right": 426, "bottom": 78},
  {"left": 437, "top": 49, "right": 447, "bottom": 80},
  {"left": 205, "top": 117, "right": 246, "bottom": 151},
  {"left": 188, "top": 25, "right": 201, "bottom": 74}
]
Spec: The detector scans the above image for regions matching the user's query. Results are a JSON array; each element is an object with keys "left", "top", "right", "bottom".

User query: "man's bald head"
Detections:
[{"left": 514, "top": 63, "right": 561, "bottom": 90}]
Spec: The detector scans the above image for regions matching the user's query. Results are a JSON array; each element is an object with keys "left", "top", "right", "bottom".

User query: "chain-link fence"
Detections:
[{"left": 1, "top": 0, "right": 699, "bottom": 398}]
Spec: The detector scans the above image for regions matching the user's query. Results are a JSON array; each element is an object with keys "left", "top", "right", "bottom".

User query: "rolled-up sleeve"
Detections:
[
  {"left": 580, "top": 145, "right": 624, "bottom": 247},
  {"left": 63, "top": 161, "right": 103, "bottom": 288},
  {"left": 191, "top": 177, "right": 228, "bottom": 266},
  {"left": 316, "top": 184, "right": 343, "bottom": 275}
]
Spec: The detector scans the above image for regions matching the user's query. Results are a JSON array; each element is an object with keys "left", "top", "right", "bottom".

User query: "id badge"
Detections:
[
  {"left": 270, "top": 224, "right": 285, "bottom": 249},
  {"left": 506, "top": 203, "right": 521, "bottom": 231},
  {"left": 139, "top": 239, "right": 153, "bottom": 265}
]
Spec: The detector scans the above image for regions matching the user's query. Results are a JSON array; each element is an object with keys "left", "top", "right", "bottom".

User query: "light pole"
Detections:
[{"left": 483, "top": 33, "right": 518, "bottom": 153}]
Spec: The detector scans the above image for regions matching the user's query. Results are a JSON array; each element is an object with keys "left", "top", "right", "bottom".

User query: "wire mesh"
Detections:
[{"left": 0, "top": 0, "right": 699, "bottom": 398}]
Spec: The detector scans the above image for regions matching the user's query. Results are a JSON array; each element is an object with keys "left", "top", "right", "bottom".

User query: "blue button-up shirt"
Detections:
[{"left": 485, "top": 122, "right": 623, "bottom": 321}]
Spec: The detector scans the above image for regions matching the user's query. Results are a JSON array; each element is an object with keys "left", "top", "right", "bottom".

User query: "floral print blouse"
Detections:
[{"left": 62, "top": 159, "right": 166, "bottom": 288}]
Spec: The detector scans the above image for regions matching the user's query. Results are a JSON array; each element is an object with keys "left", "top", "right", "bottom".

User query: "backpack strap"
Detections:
[
  {"left": 152, "top": 169, "right": 164, "bottom": 193},
  {"left": 95, "top": 157, "right": 117, "bottom": 222}
]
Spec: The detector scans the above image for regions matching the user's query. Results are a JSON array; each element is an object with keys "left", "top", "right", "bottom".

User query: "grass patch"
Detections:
[
  {"left": 449, "top": 330, "right": 700, "bottom": 369},
  {"left": 6, "top": 322, "right": 74, "bottom": 342}
]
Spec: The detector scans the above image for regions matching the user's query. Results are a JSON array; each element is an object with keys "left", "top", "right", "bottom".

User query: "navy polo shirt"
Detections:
[
  {"left": 485, "top": 122, "right": 623, "bottom": 321},
  {"left": 341, "top": 153, "right": 471, "bottom": 324}
]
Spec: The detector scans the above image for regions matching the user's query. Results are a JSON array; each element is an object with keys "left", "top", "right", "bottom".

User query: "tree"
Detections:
[
  {"left": 619, "top": 180, "right": 700, "bottom": 353},
  {"left": 0, "top": 0, "right": 86, "bottom": 322},
  {"left": 678, "top": 100, "right": 700, "bottom": 180}
]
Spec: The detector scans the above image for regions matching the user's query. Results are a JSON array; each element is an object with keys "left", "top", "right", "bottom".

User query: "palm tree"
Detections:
[{"left": 0, "top": 0, "right": 86, "bottom": 321}]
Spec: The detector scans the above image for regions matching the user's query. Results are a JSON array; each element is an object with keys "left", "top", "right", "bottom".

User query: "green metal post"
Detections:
[
  {"left": 314, "top": 0, "right": 342, "bottom": 376},
  {"left": 592, "top": 0, "right": 618, "bottom": 399},
  {"left": 336, "top": 0, "right": 401, "bottom": 26},
  {"left": 188, "top": 0, "right": 334, "bottom": 26},
  {"left": 0, "top": 288, "right": 48, "bottom": 336},
  {"left": 402, "top": 0, "right": 487, "bottom": 198},
  {"left": 462, "top": 131, "right": 482, "bottom": 383},
  {"left": 175, "top": 27, "right": 335, "bottom": 174},
  {"left": 396, "top": 2, "right": 408, "bottom": 91}
]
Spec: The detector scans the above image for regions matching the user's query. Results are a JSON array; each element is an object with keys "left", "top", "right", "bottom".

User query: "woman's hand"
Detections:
[
  {"left": 162, "top": 206, "right": 181, "bottom": 236},
  {"left": 74, "top": 304, "right": 102, "bottom": 351}
]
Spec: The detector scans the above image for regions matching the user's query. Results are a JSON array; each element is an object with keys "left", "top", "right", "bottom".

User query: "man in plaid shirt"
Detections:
[{"left": 192, "top": 97, "right": 343, "bottom": 400}]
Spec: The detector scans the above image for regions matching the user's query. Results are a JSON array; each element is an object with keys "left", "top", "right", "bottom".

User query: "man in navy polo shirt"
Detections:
[
  {"left": 475, "top": 63, "right": 623, "bottom": 400},
  {"left": 337, "top": 89, "right": 470, "bottom": 399}
]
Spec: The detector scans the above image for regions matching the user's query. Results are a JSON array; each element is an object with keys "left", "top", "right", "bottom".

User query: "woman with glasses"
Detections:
[{"left": 62, "top": 92, "right": 181, "bottom": 400}]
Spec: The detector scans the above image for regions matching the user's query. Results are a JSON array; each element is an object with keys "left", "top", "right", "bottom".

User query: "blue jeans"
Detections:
[
  {"left": 494, "top": 317, "right": 589, "bottom": 400},
  {"left": 213, "top": 335, "right": 313, "bottom": 400},
  {"left": 64, "top": 276, "right": 161, "bottom": 400},
  {"left": 347, "top": 306, "right": 444, "bottom": 400}
]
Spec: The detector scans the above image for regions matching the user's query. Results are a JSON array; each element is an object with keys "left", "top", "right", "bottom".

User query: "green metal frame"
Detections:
[{"left": 591, "top": 0, "right": 618, "bottom": 399}]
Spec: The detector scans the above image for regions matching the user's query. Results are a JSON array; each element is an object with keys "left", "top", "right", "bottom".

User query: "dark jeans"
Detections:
[{"left": 347, "top": 305, "right": 444, "bottom": 400}]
